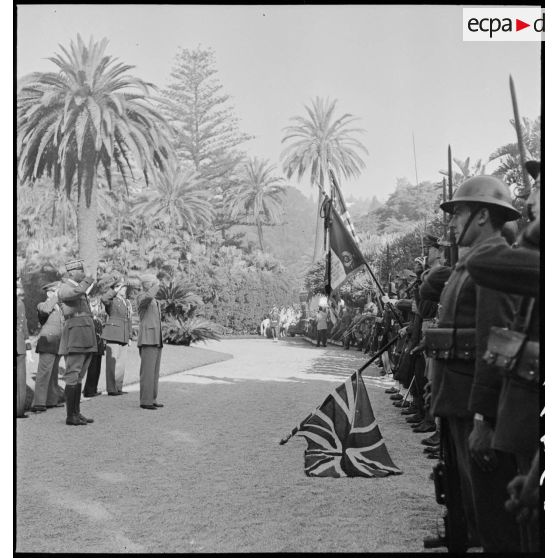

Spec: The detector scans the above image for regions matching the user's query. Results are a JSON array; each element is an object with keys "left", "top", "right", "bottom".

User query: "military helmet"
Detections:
[{"left": 440, "top": 175, "right": 520, "bottom": 222}]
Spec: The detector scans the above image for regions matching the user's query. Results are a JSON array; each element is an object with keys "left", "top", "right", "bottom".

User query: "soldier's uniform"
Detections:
[
  {"left": 31, "top": 281, "right": 64, "bottom": 411},
  {"left": 467, "top": 167, "right": 541, "bottom": 552},
  {"left": 58, "top": 260, "right": 97, "bottom": 425},
  {"left": 424, "top": 176, "right": 523, "bottom": 552}
]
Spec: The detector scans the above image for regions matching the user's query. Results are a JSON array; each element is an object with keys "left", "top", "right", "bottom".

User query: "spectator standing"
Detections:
[
  {"left": 31, "top": 281, "right": 64, "bottom": 412},
  {"left": 315, "top": 306, "right": 329, "bottom": 347},
  {"left": 269, "top": 307, "right": 280, "bottom": 342},
  {"left": 137, "top": 274, "right": 163, "bottom": 410},
  {"left": 82, "top": 293, "right": 106, "bottom": 398},
  {"left": 102, "top": 279, "right": 133, "bottom": 396},
  {"left": 16, "top": 277, "right": 31, "bottom": 419}
]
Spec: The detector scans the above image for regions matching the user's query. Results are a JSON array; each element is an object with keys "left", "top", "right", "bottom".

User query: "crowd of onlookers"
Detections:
[{"left": 260, "top": 305, "right": 302, "bottom": 341}]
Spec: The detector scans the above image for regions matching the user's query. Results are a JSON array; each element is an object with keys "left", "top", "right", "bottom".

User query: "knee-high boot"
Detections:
[
  {"left": 65, "top": 385, "right": 82, "bottom": 426},
  {"left": 76, "top": 383, "right": 94, "bottom": 424}
]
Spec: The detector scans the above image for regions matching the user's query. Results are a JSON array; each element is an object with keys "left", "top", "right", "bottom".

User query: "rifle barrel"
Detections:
[{"left": 509, "top": 75, "right": 532, "bottom": 193}]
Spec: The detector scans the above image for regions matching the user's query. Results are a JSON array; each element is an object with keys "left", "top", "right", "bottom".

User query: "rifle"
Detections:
[
  {"left": 509, "top": 75, "right": 532, "bottom": 198},
  {"left": 445, "top": 145, "right": 459, "bottom": 268}
]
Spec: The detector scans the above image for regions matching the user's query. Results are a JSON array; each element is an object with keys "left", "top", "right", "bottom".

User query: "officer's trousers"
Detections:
[
  {"left": 105, "top": 343, "right": 128, "bottom": 393},
  {"left": 32, "top": 353, "right": 60, "bottom": 407},
  {"left": 16, "top": 354, "right": 27, "bottom": 417},
  {"left": 316, "top": 329, "right": 327, "bottom": 346},
  {"left": 139, "top": 346, "right": 162, "bottom": 406},
  {"left": 83, "top": 354, "right": 102, "bottom": 396},
  {"left": 63, "top": 353, "right": 92, "bottom": 386}
]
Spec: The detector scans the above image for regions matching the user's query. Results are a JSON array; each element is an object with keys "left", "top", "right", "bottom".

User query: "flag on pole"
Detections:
[
  {"left": 292, "top": 372, "right": 401, "bottom": 477},
  {"left": 330, "top": 169, "right": 361, "bottom": 245},
  {"left": 329, "top": 205, "right": 366, "bottom": 290}
]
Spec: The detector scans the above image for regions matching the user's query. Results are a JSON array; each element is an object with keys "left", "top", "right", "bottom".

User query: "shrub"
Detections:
[{"left": 162, "top": 316, "right": 223, "bottom": 346}]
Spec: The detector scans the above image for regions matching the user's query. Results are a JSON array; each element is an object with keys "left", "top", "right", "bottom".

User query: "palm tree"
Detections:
[
  {"left": 227, "top": 158, "right": 286, "bottom": 251},
  {"left": 280, "top": 97, "right": 368, "bottom": 259},
  {"left": 131, "top": 165, "right": 214, "bottom": 236},
  {"left": 17, "top": 34, "right": 173, "bottom": 271}
]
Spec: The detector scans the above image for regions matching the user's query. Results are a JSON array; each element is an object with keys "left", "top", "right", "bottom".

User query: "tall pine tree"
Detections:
[{"left": 164, "top": 46, "right": 252, "bottom": 199}]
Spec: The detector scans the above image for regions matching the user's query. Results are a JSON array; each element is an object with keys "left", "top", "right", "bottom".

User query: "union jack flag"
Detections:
[{"left": 289, "top": 372, "right": 401, "bottom": 477}]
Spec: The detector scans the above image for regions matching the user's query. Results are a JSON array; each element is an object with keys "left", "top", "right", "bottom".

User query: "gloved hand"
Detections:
[
  {"left": 381, "top": 295, "right": 390, "bottom": 304},
  {"left": 26, "top": 349, "right": 34, "bottom": 363},
  {"left": 398, "top": 326, "right": 408, "bottom": 338}
]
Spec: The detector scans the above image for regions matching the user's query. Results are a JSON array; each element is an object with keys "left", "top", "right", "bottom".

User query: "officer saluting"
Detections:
[
  {"left": 31, "top": 281, "right": 64, "bottom": 412},
  {"left": 58, "top": 259, "right": 97, "bottom": 426},
  {"left": 423, "top": 175, "right": 522, "bottom": 552}
]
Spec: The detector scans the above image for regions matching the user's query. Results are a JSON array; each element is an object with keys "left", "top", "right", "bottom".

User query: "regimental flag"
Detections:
[
  {"left": 293, "top": 372, "right": 402, "bottom": 478},
  {"left": 330, "top": 169, "right": 361, "bottom": 245},
  {"left": 329, "top": 205, "right": 366, "bottom": 290}
]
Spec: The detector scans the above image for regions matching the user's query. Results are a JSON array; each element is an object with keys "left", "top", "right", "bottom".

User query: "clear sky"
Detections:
[{"left": 16, "top": 4, "right": 541, "bottom": 202}]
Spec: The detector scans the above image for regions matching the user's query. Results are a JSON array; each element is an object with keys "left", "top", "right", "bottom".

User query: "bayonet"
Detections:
[{"left": 509, "top": 74, "right": 532, "bottom": 196}]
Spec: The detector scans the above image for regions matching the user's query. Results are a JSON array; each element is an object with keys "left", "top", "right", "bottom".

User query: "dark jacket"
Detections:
[
  {"left": 101, "top": 288, "right": 133, "bottom": 345},
  {"left": 427, "top": 236, "right": 519, "bottom": 419},
  {"left": 467, "top": 221, "right": 540, "bottom": 457},
  {"left": 58, "top": 277, "right": 97, "bottom": 355},
  {"left": 36, "top": 296, "right": 64, "bottom": 354},
  {"left": 16, "top": 297, "right": 29, "bottom": 356},
  {"left": 137, "top": 284, "right": 163, "bottom": 348},
  {"left": 419, "top": 266, "right": 452, "bottom": 303}
]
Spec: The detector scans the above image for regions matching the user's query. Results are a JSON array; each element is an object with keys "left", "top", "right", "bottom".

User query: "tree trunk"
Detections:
[
  {"left": 257, "top": 222, "right": 264, "bottom": 251},
  {"left": 77, "top": 182, "right": 99, "bottom": 274}
]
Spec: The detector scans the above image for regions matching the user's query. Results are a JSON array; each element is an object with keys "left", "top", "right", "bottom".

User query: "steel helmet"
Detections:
[{"left": 440, "top": 175, "right": 520, "bottom": 222}]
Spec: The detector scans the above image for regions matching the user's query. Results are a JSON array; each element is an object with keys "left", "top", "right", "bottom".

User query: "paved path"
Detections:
[{"left": 16, "top": 337, "right": 442, "bottom": 553}]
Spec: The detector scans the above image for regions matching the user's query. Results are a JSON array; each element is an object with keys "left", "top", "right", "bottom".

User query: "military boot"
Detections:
[
  {"left": 65, "top": 385, "right": 81, "bottom": 426},
  {"left": 75, "top": 383, "right": 94, "bottom": 424}
]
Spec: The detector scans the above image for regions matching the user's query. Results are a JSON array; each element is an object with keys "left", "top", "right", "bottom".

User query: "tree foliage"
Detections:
[
  {"left": 226, "top": 157, "right": 287, "bottom": 250},
  {"left": 163, "top": 45, "right": 252, "bottom": 186},
  {"left": 17, "top": 34, "right": 173, "bottom": 269}
]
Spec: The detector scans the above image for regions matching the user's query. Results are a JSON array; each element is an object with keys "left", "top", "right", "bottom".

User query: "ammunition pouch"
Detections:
[
  {"left": 484, "top": 327, "right": 539, "bottom": 382},
  {"left": 424, "top": 328, "right": 476, "bottom": 361}
]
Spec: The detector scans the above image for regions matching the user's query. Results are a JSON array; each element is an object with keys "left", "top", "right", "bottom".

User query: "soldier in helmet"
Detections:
[
  {"left": 423, "top": 175, "right": 522, "bottom": 551},
  {"left": 466, "top": 161, "right": 541, "bottom": 552}
]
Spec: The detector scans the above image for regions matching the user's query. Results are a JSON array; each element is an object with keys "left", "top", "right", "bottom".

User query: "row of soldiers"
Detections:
[
  {"left": 323, "top": 167, "right": 541, "bottom": 552},
  {"left": 16, "top": 260, "right": 167, "bottom": 424}
]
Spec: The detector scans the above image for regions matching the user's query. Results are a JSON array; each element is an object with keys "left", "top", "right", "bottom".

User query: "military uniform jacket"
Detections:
[
  {"left": 16, "top": 297, "right": 29, "bottom": 356},
  {"left": 101, "top": 288, "right": 133, "bottom": 345},
  {"left": 36, "top": 297, "right": 64, "bottom": 354},
  {"left": 426, "top": 236, "right": 518, "bottom": 419},
  {"left": 57, "top": 277, "right": 97, "bottom": 355},
  {"left": 467, "top": 221, "right": 540, "bottom": 457},
  {"left": 137, "top": 284, "right": 163, "bottom": 348}
]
